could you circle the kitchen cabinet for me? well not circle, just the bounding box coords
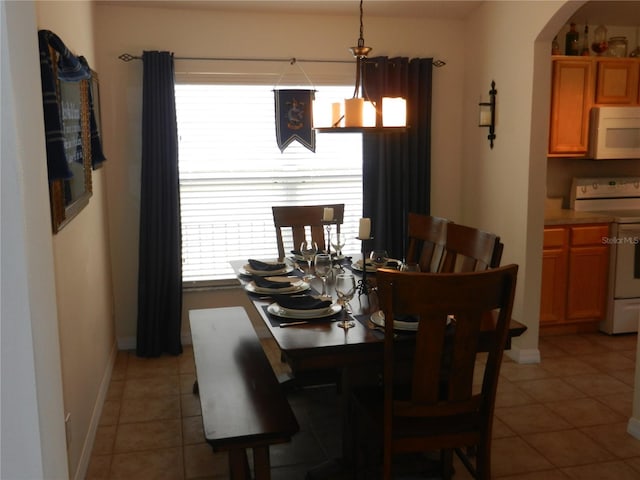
[548,56,640,156]
[595,58,640,104]
[548,58,594,156]
[540,224,609,331]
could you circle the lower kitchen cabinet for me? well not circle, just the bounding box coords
[540,223,609,332]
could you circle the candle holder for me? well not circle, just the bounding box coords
[356,236,373,296]
[321,219,334,256]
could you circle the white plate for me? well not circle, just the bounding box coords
[268,303,341,319]
[239,263,293,276]
[370,310,419,331]
[352,258,400,273]
[245,280,309,295]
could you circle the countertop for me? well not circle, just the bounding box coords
[544,209,614,226]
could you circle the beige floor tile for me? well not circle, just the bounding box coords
[522,429,615,467]
[581,422,640,458]
[538,337,574,359]
[542,335,610,356]
[608,368,637,387]
[513,377,586,403]
[92,425,117,455]
[182,415,205,446]
[495,470,571,479]
[122,375,181,399]
[495,381,536,408]
[106,380,124,400]
[490,436,554,477]
[538,356,599,377]
[492,417,515,439]
[181,393,202,417]
[563,372,633,397]
[545,397,626,428]
[596,392,633,417]
[574,351,637,372]
[180,373,197,395]
[113,418,182,453]
[85,454,112,480]
[560,460,640,480]
[183,443,229,479]
[126,353,180,379]
[99,399,121,426]
[109,447,184,479]
[625,456,640,473]
[495,404,572,435]
[119,396,181,423]
[499,362,551,382]
[588,333,637,352]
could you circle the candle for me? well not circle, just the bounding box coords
[344,98,364,127]
[323,207,334,221]
[359,218,371,239]
[479,109,492,126]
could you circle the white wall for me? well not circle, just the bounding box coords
[1,1,68,478]
[94,3,470,344]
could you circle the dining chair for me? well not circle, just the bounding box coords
[404,213,450,272]
[272,204,344,261]
[440,222,504,273]
[351,264,518,479]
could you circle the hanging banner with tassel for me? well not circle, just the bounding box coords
[274,88,316,153]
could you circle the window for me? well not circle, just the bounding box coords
[175,84,363,283]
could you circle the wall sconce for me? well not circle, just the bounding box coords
[478,80,497,149]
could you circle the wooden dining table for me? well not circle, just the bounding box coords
[231,258,527,478]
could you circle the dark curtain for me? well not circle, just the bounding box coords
[136,51,183,357]
[362,57,433,261]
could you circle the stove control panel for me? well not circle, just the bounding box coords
[571,177,640,202]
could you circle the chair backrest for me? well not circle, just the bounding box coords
[405,213,449,272]
[272,204,344,260]
[405,214,503,273]
[440,222,503,272]
[376,264,518,476]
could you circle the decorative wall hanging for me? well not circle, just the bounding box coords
[38,29,106,232]
[274,58,316,153]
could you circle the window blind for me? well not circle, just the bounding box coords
[175,84,363,283]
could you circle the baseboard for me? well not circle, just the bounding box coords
[628,417,640,440]
[505,346,541,364]
[73,341,118,480]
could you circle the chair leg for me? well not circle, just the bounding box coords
[440,449,454,480]
[475,442,490,480]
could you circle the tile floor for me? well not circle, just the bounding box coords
[87,332,640,479]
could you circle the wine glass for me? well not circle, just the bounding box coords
[335,273,356,329]
[331,233,346,258]
[369,249,389,270]
[300,240,318,281]
[314,253,332,298]
[400,261,421,272]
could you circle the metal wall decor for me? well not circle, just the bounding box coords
[478,80,497,149]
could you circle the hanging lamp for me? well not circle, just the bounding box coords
[313,0,407,133]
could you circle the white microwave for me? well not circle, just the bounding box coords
[589,106,640,159]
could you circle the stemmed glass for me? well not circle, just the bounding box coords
[331,233,346,258]
[400,261,421,272]
[314,253,332,299]
[335,273,356,329]
[300,240,318,281]
[369,249,389,270]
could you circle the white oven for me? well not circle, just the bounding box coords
[571,177,640,334]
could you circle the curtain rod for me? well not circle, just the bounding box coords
[117,53,446,67]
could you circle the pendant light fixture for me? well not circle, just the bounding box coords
[313,0,407,133]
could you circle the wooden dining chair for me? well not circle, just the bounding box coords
[440,222,504,273]
[351,264,519,479]
[405,213,450,272]
[272,204,344,261]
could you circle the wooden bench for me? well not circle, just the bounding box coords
[189,307,299,479]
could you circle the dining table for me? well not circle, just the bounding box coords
[230,256,527,478]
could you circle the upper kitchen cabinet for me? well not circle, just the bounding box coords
[595,58,640,104]
[549,57,594,156]
[549,56,640,157]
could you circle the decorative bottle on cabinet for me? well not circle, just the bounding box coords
[552,36,561,55]
[565,23,579,55]
[581,24,590,55]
